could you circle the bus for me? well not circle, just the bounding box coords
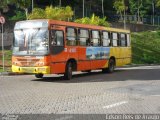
[12,19,131,80]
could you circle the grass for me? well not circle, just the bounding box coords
[0,50,12,72]
[131,31,160,64]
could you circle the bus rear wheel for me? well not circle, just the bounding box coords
[64,62,72,80]
[102,59,115,73]
[107,59,115,73]
[35,73,43,78]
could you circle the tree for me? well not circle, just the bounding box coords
[9,10,26,20]
[11,0,31,19]
[156,0,160,7]
[129,0,152,22]
[28,8,45,19]
[0,0,12,15]
[113,0,125,19]
[74,14,110,27]
[28,6,73,21]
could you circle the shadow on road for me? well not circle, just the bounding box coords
[31,68,160,83]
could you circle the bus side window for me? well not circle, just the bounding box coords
[91,30,100,46]
[120,33,126,47]
[127,34,131,46]
[112,33,118,47]
[102,31,110,47]
[66,27,77,46]
[79,29,89,46]
[51,30,64,46]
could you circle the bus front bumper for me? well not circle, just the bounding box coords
[12,65,50,74]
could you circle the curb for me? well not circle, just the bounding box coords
[122,64,160,68]
[0,72,32,76]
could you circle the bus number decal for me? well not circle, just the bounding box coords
[69,48,77,53]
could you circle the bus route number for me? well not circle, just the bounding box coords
[69,48,77,53]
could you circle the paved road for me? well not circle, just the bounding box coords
[0,66,160,119]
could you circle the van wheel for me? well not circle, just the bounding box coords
[64,62,72,80]
[107,59,115,73]
[35,73,43,78]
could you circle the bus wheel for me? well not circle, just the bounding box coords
[102,59,115,73]
[107,59,115,73]
[64,62,72,80]
[35,73,43,78]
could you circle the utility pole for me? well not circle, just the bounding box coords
[59,0,61,7]
[32,0,34,11]
[83,0,85,17]
[123,0,126,29]
[0,16,5,72]
[152,0,155,25]
[102,0,104,17]
[124,8,126,29]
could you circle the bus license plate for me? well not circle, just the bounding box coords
[22,68,34,73]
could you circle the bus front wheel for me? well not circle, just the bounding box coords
[64,62,72,80]
[35,73,43,78]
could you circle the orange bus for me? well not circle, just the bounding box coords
[12,19,131,80]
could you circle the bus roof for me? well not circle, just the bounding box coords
[15,19,130,33]
[49,19,130,33]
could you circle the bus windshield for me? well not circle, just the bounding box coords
[13,21,49,55]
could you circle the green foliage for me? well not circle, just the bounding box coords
[129,0,152,17]
[74,14,110,27]
[9,10,26,20]
[132,31,160,64]
[0,50,12,72]
[156,0,160,7]
[28,6,73,21]
[0,0,12,14]
[10,0,31,18]
[28,8,45,19]
[113,0,125,15]
[11,0,31,10]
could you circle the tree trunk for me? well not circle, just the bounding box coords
[25,8,28,20]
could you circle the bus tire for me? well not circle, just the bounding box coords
[35,73,43,78]
[64,62,72,80]
[107,59,115,73]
